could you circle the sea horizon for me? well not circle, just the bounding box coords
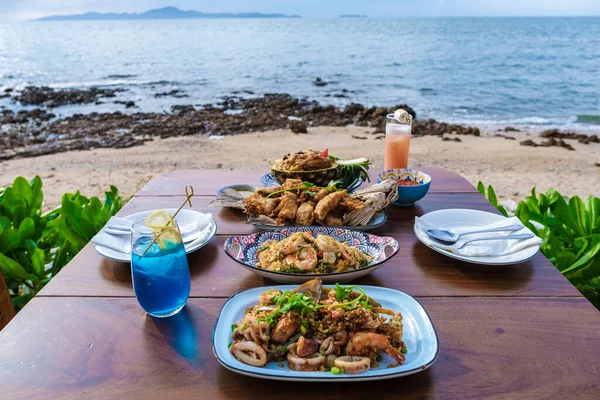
[1,17,599,133]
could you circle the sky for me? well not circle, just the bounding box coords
[1,0,600,21]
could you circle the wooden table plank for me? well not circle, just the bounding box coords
[135,167,481,197]
[117,192,500,236]
[38,234,579,298]
[1,297,599,399]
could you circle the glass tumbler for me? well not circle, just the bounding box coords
[131,219,190,318]
[384,113,412,169]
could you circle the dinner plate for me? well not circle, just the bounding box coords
[93,209,217,263]
[250,209,387,232]
[414,209,540,265]
[212,285,439,382]
[223,226,399,284]
[261,173,363,192]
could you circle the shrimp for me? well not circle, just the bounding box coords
[316,235,339,264]
[345,332,405,365]
[284,246,318,271]
[279,232,312,255]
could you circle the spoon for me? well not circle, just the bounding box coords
[454,233,534,249]
[427,224,523,244]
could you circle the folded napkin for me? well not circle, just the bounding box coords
[415,216,542,257]
[93,212,214,255]
[91,231,131,254]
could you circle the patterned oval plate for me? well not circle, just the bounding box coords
[223,227,400,284]
[261,173,363,192]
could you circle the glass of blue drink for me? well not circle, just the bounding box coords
[131,218,190,318]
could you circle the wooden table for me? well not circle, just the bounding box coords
[1,168,599,399]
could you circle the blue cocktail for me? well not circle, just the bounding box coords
[131,218,190,318]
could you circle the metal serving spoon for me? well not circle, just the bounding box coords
[427,224,524,244]
[453,233,535,249]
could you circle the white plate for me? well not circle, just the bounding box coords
[414,209,540,265]
[93,209,217,263]
[212,285,439,382]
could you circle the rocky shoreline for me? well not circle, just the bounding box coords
[0,86,598,161]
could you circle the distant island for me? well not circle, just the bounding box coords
[339,14,368,18]
[34,7,302,21]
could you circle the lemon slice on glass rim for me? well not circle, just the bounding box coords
[145,210,181,250]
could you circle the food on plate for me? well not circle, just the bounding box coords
[397,180,422,187]
[209,178,399,227]
[229,279,406,374]
[270,149,371,188]
[257,232,372,274]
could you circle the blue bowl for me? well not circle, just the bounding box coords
[378,169,432,206]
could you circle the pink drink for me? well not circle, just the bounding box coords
[384,121,411,169]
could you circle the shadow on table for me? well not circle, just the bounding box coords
[411,240,533,293]
[100,258,133,288]
[144,304,203,369]
[212,358,435,396]
[187,240,219,278]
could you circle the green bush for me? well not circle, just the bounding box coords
[0,176,123,310]
[479,182,600,310]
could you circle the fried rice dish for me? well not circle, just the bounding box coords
[257,232,372,274]
[229,279,406,374]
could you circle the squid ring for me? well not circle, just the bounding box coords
[286,343,325,371]
[334,356,371,374]
[230,341,268,367]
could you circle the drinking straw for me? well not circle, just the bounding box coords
[141,185,194,256]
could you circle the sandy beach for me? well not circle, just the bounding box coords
[1,125,598,209]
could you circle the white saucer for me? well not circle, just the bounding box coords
[93,209,217,263]
[414,209,540,265]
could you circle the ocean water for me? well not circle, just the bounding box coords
[0,17,599,131]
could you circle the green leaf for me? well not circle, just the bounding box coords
[30,247,46,278]
[0,253,38,281]
[568,196,588,237]
[29,176,43,216]
[496,205,509,218]
[18,217,35,242]
[562,240,600,276]
[477,181,485,196]
[12,293,35,308]
[487,185,498,207]
[586,195,600,233]
[335,283,353,301]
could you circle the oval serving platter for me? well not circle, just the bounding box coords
[223,226,399,284]
[212,285,439,382]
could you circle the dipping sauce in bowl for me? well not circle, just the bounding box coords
[377,168,432,206]
[397,180,422,187]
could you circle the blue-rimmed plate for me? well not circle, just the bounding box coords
[212,285,439,382]
[261,173,363,192]
[223,226,399,284]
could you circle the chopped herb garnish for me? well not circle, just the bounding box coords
[401,347,408,354]
[228,341,233,348]
[331,367,340,375]
[231,324,237,332]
